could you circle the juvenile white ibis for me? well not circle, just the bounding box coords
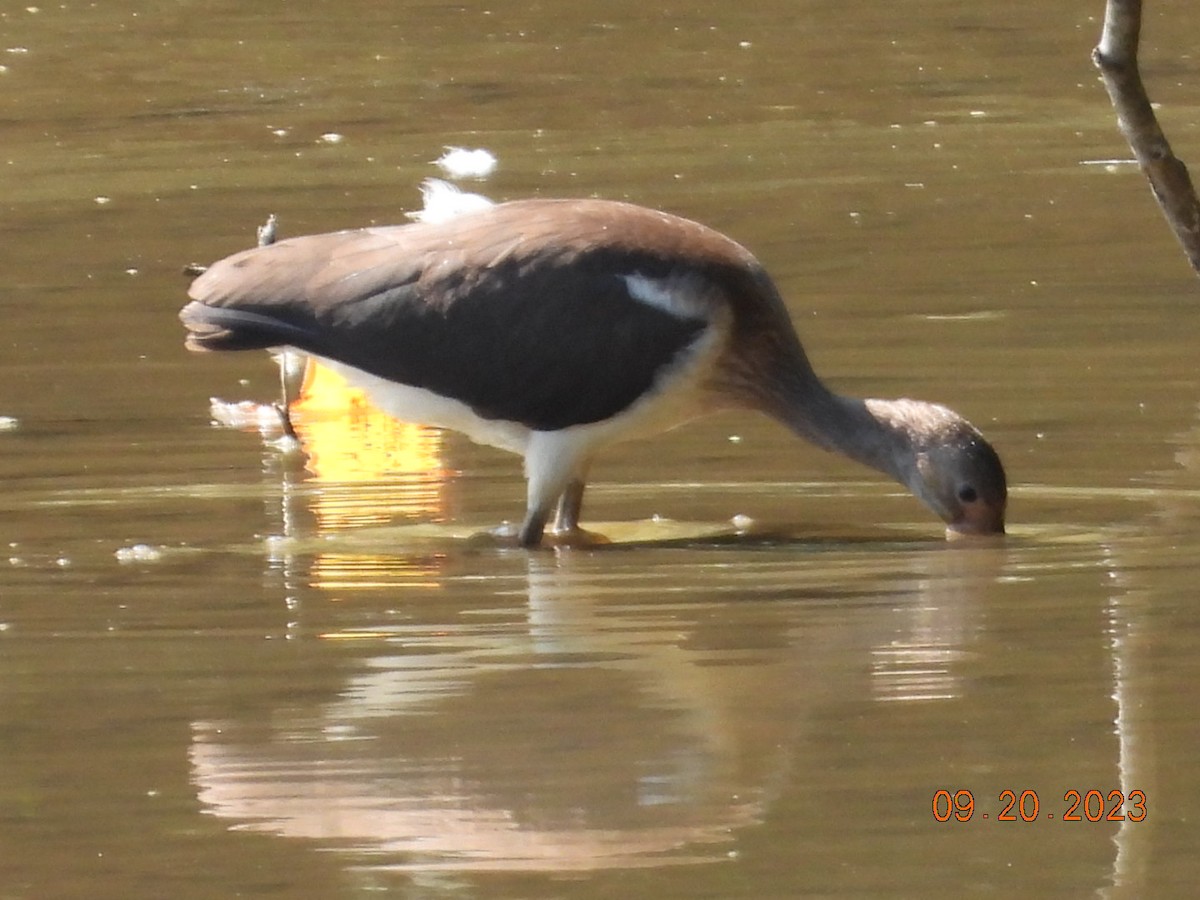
[180,198,1006,546]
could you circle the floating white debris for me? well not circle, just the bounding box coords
[115,544,166,564]
[320,132,344,144]
[434,146,498,179]
[0,416,17,431]
[94,195,112,205]
[406,178,495,223]
[730,514,754,531]
[208,397,286,434]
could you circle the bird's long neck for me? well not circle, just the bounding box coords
[708,272,920,489]
[722,330,915,488]
[777,376,914,487]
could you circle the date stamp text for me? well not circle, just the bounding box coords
[932,789,1147,823]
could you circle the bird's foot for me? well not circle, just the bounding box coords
[486,521,610,549]
[543,525,611,548]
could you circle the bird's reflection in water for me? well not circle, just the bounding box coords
[190,553,786,872]
[191,538,1012,873]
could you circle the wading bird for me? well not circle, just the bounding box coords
[180,197,1006,546]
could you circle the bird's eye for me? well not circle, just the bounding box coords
[957,485,979,504]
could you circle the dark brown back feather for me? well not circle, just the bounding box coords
[182,199,789,430]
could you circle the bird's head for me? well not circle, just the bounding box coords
[866,398,1007,537]
[912,420,1007,537]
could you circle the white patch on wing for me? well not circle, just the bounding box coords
[621,272,714,321]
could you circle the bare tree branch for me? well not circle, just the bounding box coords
[1094,0,1200,277]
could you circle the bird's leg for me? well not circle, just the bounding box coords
[552,477,587,535]
[519,435,591,548]
[516,507,552,548]
[518,484,607,548]
[517,481,599,548]
[273,351,301,442]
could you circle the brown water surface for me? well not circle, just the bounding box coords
[3,1,1200,897]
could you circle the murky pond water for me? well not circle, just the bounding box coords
[3,0,1200,896]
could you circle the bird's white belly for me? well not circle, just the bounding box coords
[312,356,533,454]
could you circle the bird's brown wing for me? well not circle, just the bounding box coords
[182,206,711,430]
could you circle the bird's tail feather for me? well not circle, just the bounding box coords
[179,301,312,353]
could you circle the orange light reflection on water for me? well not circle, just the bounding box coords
[287,358,453,588]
